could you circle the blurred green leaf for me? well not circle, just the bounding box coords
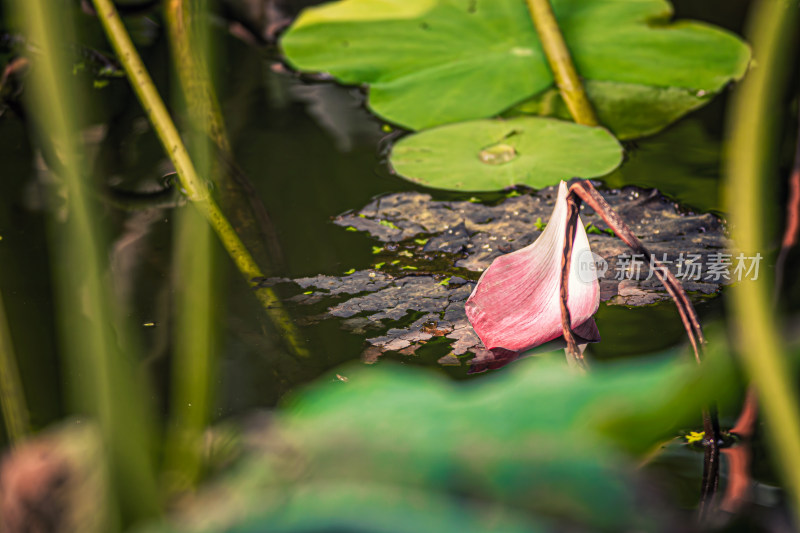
[191,482,546,533]
[141,353,736,532]
[390,117,622,191]
[281,0,750,132]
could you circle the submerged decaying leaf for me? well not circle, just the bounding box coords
[275,185,727,367]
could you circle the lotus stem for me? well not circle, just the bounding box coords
[164,0,283,271]
[165,0,231,155]
[724,0,800,523]
[0,290,30,445]
[162,0,218,492]
[698,407,721,519]
[14,0,160,522]
[525,0,599,126]
[559,194,586,370]
[718,387,759,514]
[90,0,309,358]
[774,101,800,298]
[560,179,720,511]
[722,21,800,512]
[564,181,706,361]
[164,207,216,493]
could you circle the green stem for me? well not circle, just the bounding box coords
[164,207,216,492]
[0,290,30,445]
[163,0,217,492]
[165,0,283,274]
[725,0,800,524]
[165,0,231,154]
[90,0,309,357]
[525,0,599,126]
[14,0,160,525]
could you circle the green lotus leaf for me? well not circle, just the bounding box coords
[508,80,714,140]
[281,0,750,133]
[390,117,623,191]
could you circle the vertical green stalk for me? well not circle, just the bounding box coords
[163,0,218,492]
[164,207,216,492]
[0,290,29,445]
[165,0,231,154]
[525,0,598,126]
[724,0,800,523]
[12,0,159,526]
[164,0,281,272]
[90,0,309,358]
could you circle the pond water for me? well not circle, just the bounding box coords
[4,1,799,529]
[0,0,755,431]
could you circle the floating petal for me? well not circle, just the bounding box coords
[465,181,600,354]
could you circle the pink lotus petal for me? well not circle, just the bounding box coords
[465,181,600,354]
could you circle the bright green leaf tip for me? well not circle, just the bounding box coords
[378,220,400,229]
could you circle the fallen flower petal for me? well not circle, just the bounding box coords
[465,181,600,355]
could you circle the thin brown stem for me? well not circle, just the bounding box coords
[560,194,586,369]
[699,406,721,519]
[561,179,719,514]
[774,102,800,296]
[568,181,705,361]
[718,388,758,516]
[731,388,760,438]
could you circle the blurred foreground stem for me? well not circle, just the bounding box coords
[525,0,598,126]
[91,0,309,357]
[0,290,29,445]
[14,0,159,525]
[165,208,216,492]
[725,0,800,523]
[163,0,218,492]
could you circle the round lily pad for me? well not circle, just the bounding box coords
[390,117,623,191]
